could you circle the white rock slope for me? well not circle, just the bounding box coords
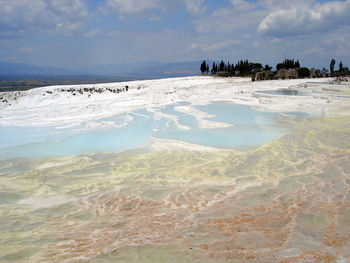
[0,76,348,128]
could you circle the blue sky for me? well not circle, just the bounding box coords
[0,0,349,70]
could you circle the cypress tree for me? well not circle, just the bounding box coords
[211,62,217,74]
[219,60,225,72]
[330,59,336,75]
[339,61,343,75]
[200,60,207,74]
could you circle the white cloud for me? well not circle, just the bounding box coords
[104,0,204,16]
[188,39,242,53]
[90,29,197,63]
[193,5,265,34]
[189,43,199,50]
[230,0,256,11]
[270,37,281,43]
[259,0,314,10]
[104,0,159,15]
[19,47,34,53]
[149,15,163,22]
[185,0,205,14]
[84,29,101,38]
[0,0,348,70]
[257,0,350,37]
[304,46,326,55]
[0,0,88,37]
[201,40,242,52]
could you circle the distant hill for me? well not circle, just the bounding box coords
[0,60,211,79]
[81,61,206,78]
[80,61,161,76]
[120,61,206,78]
[0,62,85,76]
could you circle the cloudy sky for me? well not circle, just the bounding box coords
[0,0,349,69]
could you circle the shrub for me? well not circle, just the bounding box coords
[298,67,310,78]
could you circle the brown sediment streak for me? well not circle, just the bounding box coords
[0,115,350,262]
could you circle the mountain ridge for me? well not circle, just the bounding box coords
[0,60,210,79]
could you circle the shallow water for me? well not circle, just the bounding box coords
[0,113,349,262]
[1,100,350,262]
[156,102,287,150]
[256,89,304,96]
[0,114,157,158]
[0,102,288,159]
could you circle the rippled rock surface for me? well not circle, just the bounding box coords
[0,112,349,262]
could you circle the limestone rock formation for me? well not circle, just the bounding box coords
[310,68,317,78]
[254,70,275,81]
[277,68,298,79]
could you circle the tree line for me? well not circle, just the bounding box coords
[200,58,349,79]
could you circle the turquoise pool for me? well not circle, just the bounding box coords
[0,102,290,159]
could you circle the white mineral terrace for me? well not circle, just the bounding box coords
[1,76,350,263]
[0,76,349,128]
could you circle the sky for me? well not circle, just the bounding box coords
[0,0,349,70]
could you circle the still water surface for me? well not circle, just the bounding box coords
[0,102,288,158]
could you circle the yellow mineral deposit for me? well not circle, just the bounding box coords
[0,105,349,262]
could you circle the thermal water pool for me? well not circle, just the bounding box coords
[0,102,290,159]
[0,98,350,263]
[256,89,304,96]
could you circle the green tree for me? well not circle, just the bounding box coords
[264,64,272,71]
[330,58,336,75]
[200,60,207,74]
[219,60,225,72]
[206,64,209,74]
[229,63,236,75]
[276,63,284,71]
[298,67,310,78]
[276,59,300,71]
[339,61,343,75]
[252,63,263,73]
[211,62,217,74]
[227,61,231,72]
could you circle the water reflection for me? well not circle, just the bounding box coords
[257,89,304,96]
